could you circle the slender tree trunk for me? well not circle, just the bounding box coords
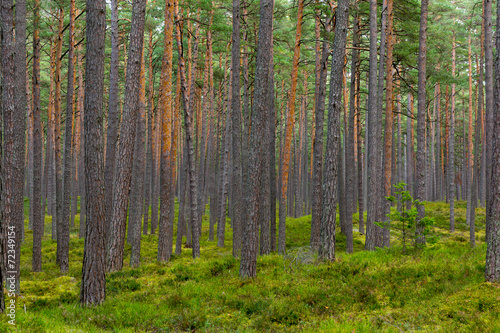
[104,0,120,242]
[382,0,394,247]
[279,0,304,254]
[80,0,106,306]
[107,0,147,272]
[175,2,200,258]
[365,0,382,251]
[231,0,243,256]
[54,8,64,257]
[151,99,160,234]
[11,0,27,291]
[31,0,43,272]
[129,55,147,267]
[449,34,456,233]
[318,0,349,261]
[78,47,86,239]
[240,0,274,278]
[435,84,442,201]
[357,80,364,234]
[466,33,475,233]
[143,30,154,235]
[158,0,175,262]
[48,40,56,225]
[59,0,76,273]
[470,20,484,247]
[346,11,360,249]
[485,0,500,282]
[415,0,429,242]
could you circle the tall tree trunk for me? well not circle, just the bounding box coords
[365,0,382,251]
[80,0,106,306]
[78,47,86,238]
[143,30,154,235]
[449,34,456,233]
[311,14,331,249]
[12,0,27,290]
[357,77,364,234]
[278,0,304,254]
[469,17,485,247]
[466,33,475,234]
[158,0,175,262]
[48,40,56,225]
[382,0,394,247]
[435,84,442,201]
[415,0,429,242]
[485,0,500,282]
[107,0,146,272]
[150,98,160,234]
[240,0,274,278]
[59,0,76,273]
[175,2,200,258]
[231,0,243,257]
[32,0,43,271]
[318,0,349,261]
[129,55,147,267]
[346,11,360,248]
[104,0,120,242]
[217,79,231,248]
[54,8,64,257]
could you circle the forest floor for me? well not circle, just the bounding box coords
[1,200,499,332]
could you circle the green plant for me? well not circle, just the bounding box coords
[379,182,437,253]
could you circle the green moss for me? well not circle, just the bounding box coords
[5,199,499,332]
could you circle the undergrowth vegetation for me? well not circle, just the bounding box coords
[1,200,499,332]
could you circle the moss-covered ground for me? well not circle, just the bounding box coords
[1,199,499,332]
